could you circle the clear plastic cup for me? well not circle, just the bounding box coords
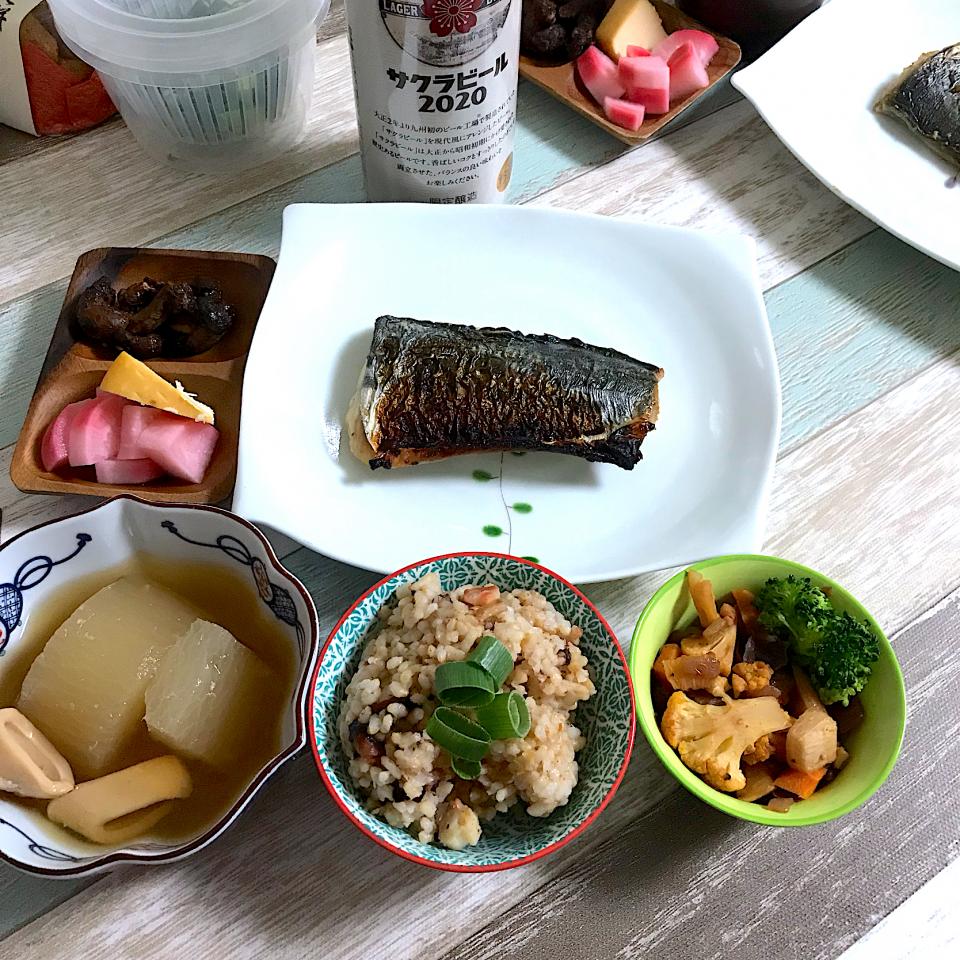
[47,0,329,171]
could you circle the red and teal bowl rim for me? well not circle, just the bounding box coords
[629,553,907,827]
[308,551,636,872]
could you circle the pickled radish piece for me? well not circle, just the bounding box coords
[41,399,95,472]
[46,755,192,845]
[667,43,709,102]
[619,54,670,114]
[576,46,625,106]
[138,418,219,484]
[625,45,651,57]
[144,619,274,768]
[67,392,130,466]
[118,406,178,460]
[95,458,165,485]
[604,96,645,131]
[653,29,719,67]
[0,708,75,799]
[17,578,200,779]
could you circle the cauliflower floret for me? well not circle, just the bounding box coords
[742,734,774,765]
[661,691,792,792]
[437,799,481,850]
[731,661,774,698]
[681,616,736,675]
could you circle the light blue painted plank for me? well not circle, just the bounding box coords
[766,229,960,451]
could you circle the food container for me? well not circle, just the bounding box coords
[46,0,329,171]
[630,554,906,827]
[310,553,635,871]
[344,0,520,203]
[10,246,276,505]
[0,1,116,135]
[0,496,319,877]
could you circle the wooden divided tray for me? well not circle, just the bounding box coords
[10,247,276,504]
[520,1,741,146]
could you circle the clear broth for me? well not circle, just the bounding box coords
[1,557,298,844]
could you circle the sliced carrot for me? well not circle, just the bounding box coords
[774,766,826,800]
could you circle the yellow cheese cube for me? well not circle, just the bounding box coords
[144,619,274,768]
[17,578,200,779]
[597,0,668,60]
[99,351,215,424]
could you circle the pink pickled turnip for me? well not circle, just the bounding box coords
[138,418,219,484]
[667,43,709,103]
[625,45,651,58]
[118,405,182,460]
[604,96,645,132]
[41,398,96,472]
[576,45,625,106]
[67,392,129,467]
[653,29,719,67]
[95,458,166,485]
[618,54,669,115]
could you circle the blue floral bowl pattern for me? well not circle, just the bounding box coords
[0,495,319,878]
[310,552,635,871]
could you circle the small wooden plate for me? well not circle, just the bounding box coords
[520,1,741,146]
[10,247,276,504]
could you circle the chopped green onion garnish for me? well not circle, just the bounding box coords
[467,635,514,688]
[434,661,496,707]
[474,691,531,740]
[451,756,482,779]
[425,707,491,761]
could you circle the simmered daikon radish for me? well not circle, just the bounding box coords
[144,619,274,768]
[17,578,199,779]
[47,755,192,845]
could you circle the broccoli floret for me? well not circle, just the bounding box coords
[755,575,833,658]
[756,576,880,706]
[802,612,880,706]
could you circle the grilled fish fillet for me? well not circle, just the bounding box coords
[348,316,663,470]
[875,43,960,167]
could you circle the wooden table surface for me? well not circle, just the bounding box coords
[2,5,959,958]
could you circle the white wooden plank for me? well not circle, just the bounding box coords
[0,34,359,306]
[836,854,960,960]
[1,347,957,960]
[529,99,873,290]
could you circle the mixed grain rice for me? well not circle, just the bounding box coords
[338,573,595,849]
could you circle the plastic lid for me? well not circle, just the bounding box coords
[48,0,327,79]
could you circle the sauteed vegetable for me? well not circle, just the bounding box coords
[653,571,880,812]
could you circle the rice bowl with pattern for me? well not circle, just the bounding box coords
[310,553,635,871]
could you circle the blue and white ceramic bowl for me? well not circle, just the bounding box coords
[310,552,635,871]
[0,495,318,877]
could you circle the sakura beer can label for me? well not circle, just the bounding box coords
[345,0,520,203]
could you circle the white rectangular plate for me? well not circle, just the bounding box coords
[733,0,960,271]
[234,204,780,584]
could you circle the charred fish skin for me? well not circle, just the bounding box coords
[875,44,960,167]
[352,316,663,471]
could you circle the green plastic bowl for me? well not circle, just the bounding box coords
[630,554,906,826]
